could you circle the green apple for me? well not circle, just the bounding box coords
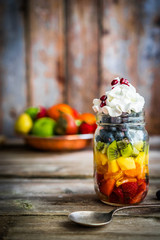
[25,107,39,120]
[32,117,56,137]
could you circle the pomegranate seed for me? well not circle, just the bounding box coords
[111,79,119,86]
[100,95,107,101]
[120,78,129,85]
[100,101,106,107]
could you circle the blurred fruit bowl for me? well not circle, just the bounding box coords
[19,133,93,151]
[15,103,96,150]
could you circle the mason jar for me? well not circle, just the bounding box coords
[93,112,149,206]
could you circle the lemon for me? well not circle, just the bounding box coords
[15,113,33,134]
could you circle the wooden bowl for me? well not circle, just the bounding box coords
[19,134,93,151]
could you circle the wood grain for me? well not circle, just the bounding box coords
[0,215,160,240]
[0,142,160,239]
[0,0,27,137]
[100,0,160,134]
[66,0,99,113]
[0,178,160,216]
[27,0,65,106]
[0,147,160,178]
[0,0,160,137]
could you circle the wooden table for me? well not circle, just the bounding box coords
[0,141,160,240]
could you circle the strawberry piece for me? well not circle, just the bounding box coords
[109,192,119,203]
[109,187,124,204]
[114,187,124,204]
[79,122,94,134]
[122,182,138,199]
[96,173,104,184]
[130,181,147,204]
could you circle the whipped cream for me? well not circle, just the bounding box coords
[92,77,145,117]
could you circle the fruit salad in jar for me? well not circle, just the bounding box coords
[92,77,149,206]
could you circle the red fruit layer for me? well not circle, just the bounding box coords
[109,187,124,204]
[79,122,95,134]
[122,182,138,199]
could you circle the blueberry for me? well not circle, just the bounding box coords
[111,117,121,124]
[109,126,117,132]
[117,124,128,132]
[114,131,125,141]
[100,129,114,143]
[156,190,160,200]
[122,117,128,123]
[96,135,102,142]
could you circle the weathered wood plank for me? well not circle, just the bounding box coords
[100,0,160,135]
[0,215,160,240]
[0,147,160,178]
[66,0,99,112]
[0,178,159,216]
[0,0,27,137]
[27,0,65,106]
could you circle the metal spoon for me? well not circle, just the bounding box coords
[68,204,160,227]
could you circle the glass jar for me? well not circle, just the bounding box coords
[93,112,149,206]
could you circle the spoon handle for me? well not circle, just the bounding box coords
[113,204,160,215]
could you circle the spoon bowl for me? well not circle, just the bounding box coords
[69,210,114,226]
[68,204,160,227]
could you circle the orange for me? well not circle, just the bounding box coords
[47,103,73,120]
[79,113,96,125]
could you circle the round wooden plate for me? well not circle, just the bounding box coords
[19,134,93,151]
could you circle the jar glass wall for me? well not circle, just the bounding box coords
[93,112,149,206]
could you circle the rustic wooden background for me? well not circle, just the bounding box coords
[0,0,160,137]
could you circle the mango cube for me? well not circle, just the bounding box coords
[108,160,120,173]
[117,157,136,170]
[95,151,108,166]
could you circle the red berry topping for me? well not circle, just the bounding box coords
[100,95,107,101]
[120,78,129,86]
[111,79,119,86]
[100,101,106,107]
[122,182,138,199]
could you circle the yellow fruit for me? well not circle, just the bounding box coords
[116,177,137,187]
[104,170,123,181]
[117,157,136,170]
[15,113,33,134]
[135,152,146,167]
[108,160,120,173]
[95,151,108,166]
